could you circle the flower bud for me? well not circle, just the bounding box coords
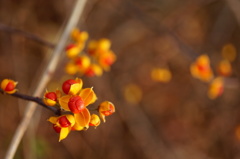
[89,114,100,127]
[68,96,85,113]
[62,78,82,95]
[43,91,57,106]
[1,79,18,94]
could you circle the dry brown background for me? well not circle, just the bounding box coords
[0,0,240,159]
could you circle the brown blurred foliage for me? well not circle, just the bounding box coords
[1,0,240,159]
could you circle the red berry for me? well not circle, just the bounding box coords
[66,44,76,51]
[58,116,71,127]
[5,82,15,91]
[45,92,57,101]
[103,57,113,66]
[68,96,85,113]
[89,123,95,126]
[197,65,208,72]
[62,79,77,94]
[75,58,83,66]
[53,124,61,133]
[85,68,95,77]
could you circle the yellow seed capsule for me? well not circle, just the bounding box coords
[218,60,232,77]
[208,77,224,99]
[85,64,103,77]
[71,122,84,131]
[74,55,91,73]
[65,62,78,75]
[65,44,81,58]
[151,68,171,83]
[79,87,97,107]
[124,84,142,104]
[71,28,80,40]
[88,40,98,56]
[98,38,111,51]
[77,31,89,42]
[89,114,101,127]
[71,29,89,42]
[74,108,91,128]
[190,54,213,82]
[65,114,76,127]
[98,101,115,122]
[221,43,236,62]
[98,51,116,71]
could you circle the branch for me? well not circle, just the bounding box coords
[4,0,88,158]
[226,0,240,26]
[0,89,61,115]
[0,23,55,48]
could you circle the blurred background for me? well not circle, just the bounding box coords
[0,0,240,158]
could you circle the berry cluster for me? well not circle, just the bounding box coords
[44,78,115,141]
[65,29,116,77]
[190,44,235,99]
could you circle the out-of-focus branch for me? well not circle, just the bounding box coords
[0,89,61,115]
[0,23,55,48]
[4,0,87,159]
[226,0,240,26]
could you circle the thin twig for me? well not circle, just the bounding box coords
[0,89,60,115]
[4,0,87,159]
[0,23,55,48]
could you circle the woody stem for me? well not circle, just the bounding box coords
[0,89,61,115]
